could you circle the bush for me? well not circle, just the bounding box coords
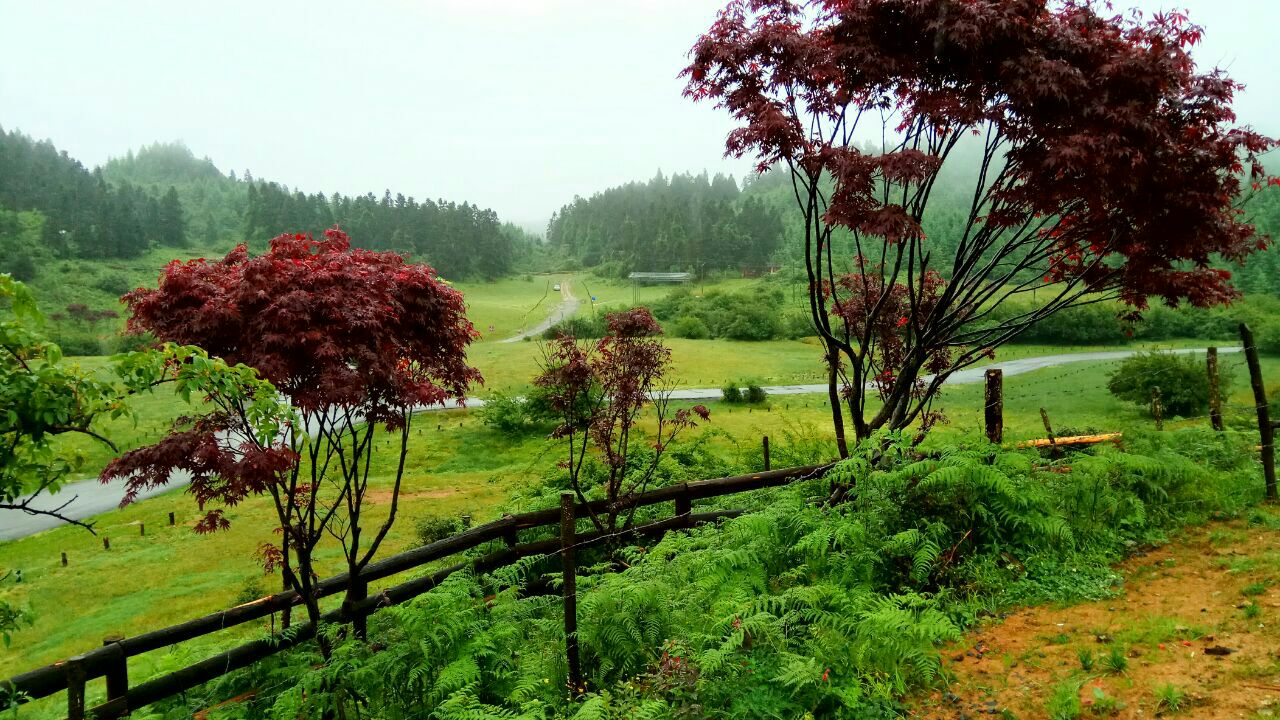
[542,314,607,340]
[651,287,787,341]
[413,515,462,546]
[94,272,133,297]
[0,252,37,282]
[669,315,710,339]
[1106,351,1231,418]
[721,382,743,403]
[744,383,768,404]
[55,334,102,356]
[477,392,536,434]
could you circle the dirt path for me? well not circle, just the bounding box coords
[907,513,1280,719]
[501,280,579,343]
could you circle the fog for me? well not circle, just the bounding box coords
[1,0,1275,232]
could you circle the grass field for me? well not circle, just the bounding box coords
[3,351,1275,683]
[3,272,1277,718]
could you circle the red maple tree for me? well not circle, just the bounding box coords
[536,308,709,531]
[102,228,480,644]
[685,0,1275,452]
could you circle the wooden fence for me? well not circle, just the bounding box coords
[0,464,828,719]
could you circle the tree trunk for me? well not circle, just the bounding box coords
[825,342,850,458]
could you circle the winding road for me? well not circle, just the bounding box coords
[0,345,1239,541]
[501,281,580,343]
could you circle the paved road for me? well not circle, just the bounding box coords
[501,281,580,343]
[0,346,1238,541]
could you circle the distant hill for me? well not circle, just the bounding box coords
[0,132,544,353]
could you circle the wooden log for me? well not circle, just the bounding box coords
[1241,323,1277,501]
[1016,433,1123,449]
[984,368,1004,444]
[1207,347,1224,432]
[560,492,582,694]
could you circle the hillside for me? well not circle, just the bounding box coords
[0,131,545,352]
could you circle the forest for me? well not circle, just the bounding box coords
[0,132,534,284]
[546,171,784,277]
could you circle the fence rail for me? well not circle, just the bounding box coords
[0,464,828,719]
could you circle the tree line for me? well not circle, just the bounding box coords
[0,127,186,267]
[545,171,784,277]
[0,131,536,283]
[243,182,533,279]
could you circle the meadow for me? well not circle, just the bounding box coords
[2,273,1276,719]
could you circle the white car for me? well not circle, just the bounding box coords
[553,283,561,291]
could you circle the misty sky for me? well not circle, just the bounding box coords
[2,0,1277,232]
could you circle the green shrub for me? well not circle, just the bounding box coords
[413,515,462,546]
[94,272,133,297]
[1106,351,1230,418]
[721,382,743,403]
[0,253,37,282]
[477,391,540,434]
[744,383,768,404]
[55,334,102,356]
[542,314,607,339]
[669,315,710,339]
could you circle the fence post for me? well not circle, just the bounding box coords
[168,511,175,526]
[1241,323,1277,501]
[65,656,86,720]
[984,369,1003,444]
[559,492,582,695]
[61,552,67,567]
[1151,386,1163,431]
[102,536,110,551]
[140,522,145,537]
[1207,347,1224,431]
[762,436,771,471]
[348,574,369,640]
[102,635,128,718]
[675,484,692,529]
[1040,408,1059,459]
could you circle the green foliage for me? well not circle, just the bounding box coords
[1106,351,1230,418]
[721,382,742,404]
[743,384,768,405]
[478,391,553,434]
[161,428,1260,719]
[1101,646,1128,675]
[652,288,786,341]
[1046,678,1083,720]
[1077,648,1094,671]
[414,515,463,546]
[670,315,710,339]
[721,381,767,405]
[1088,686,1123,715]
[1153,683,1186,714]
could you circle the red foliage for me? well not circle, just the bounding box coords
[123,228,481,423]
[827,262,950,402]
[107,228,481,535]
[536,308,708,530]
[684,0,1275,309]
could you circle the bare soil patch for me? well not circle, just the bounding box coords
[907,515,1280,719]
